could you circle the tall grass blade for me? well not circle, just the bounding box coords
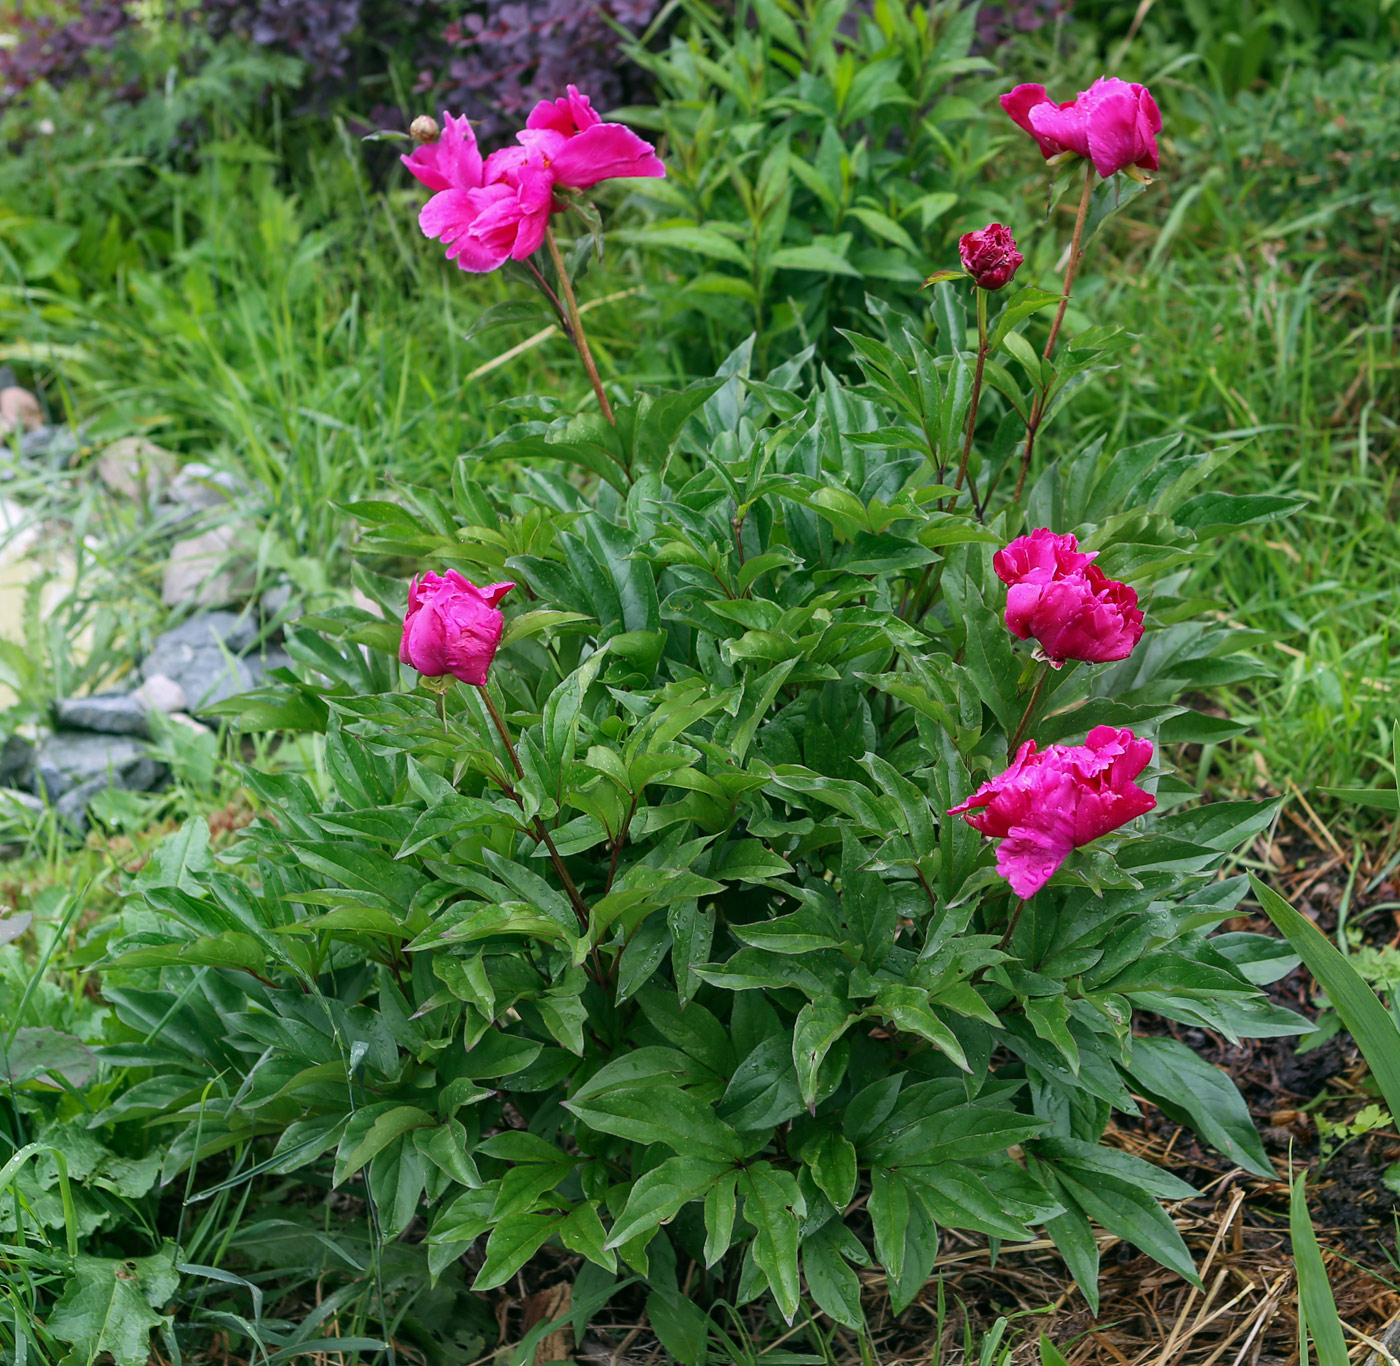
[1250,874,1400,1118]
[1290,1169,1349,1366]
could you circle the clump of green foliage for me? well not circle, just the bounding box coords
[61,250,1311,1364]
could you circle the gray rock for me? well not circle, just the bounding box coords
[29,732,163,803]
[149,610,259,656]
[166,461,246,511]
[0,734,33,788]
[260,581,293,621]
[54,778,109,833]
[247,647,293,684]
[162,524,255,608]
[141,615,260,716]
[0,788,45,858]
[0,366,16,391]
[52,678,188,738]
[0,787,44,821]
[54,692,152,737]
[19,426,79,461]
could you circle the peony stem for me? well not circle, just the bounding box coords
[477,684,593,932]
[1012,162,1096,503]
[996,897,1027,953]
[545,224,615,426]
[949,286,989,514]
[523,256,572,337]
[1009,662,1051,753]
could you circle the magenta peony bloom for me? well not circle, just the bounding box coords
[949,726,1156,897]
[404,93,663,271]
[404,112,553,272]
[995,529,1144,665]
[1001,77,1162,179]
[516,84,666,190]
[959,222,1024,291]
[400,572,515,686]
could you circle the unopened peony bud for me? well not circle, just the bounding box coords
[410,114,440,144]
[958,223,1023,292]
[400,571,514,686]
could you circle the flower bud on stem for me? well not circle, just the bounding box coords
[1012,162,1095,503]
[545,223,615,426]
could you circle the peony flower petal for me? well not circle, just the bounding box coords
[949,729,1155,895]
[996,816,1077,897]
[1081,83,1147,179]
[548,123,666,190]
[1002,82,1052,142]
[419,188,481,244]
[1027,98,1090,160]
[478,582,516,609]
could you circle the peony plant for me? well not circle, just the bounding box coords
[96,74,1309,1353]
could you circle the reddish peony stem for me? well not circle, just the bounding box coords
[1013,162,1096,503]
[949,286,990,515]
[478,685,592,931]
[545,224,615,426]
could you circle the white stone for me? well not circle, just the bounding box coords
[166,712,212,736]
[166,462,245,511]
[131,673,187,714]
[0,501,88,710]
[95,437,178,501]
[162,525,255,608]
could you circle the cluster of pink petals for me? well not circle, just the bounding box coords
[399,571,515,686]
[995,529,1144,665]
[1001,76,1161,179]
[958,222,1023,291]
[403,88,665,273]
[949,726,1156,897]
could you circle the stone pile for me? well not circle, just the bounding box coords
[3,390,296,839]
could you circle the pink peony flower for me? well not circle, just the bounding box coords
[400,572,515,686]
[404,93,664,271]
[1001,77,1162,179]
[404,112,553,272]
[958,222,1024,291]
[995,529,1144,665]
[949,726,1156,897]
[516,84,666,190]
